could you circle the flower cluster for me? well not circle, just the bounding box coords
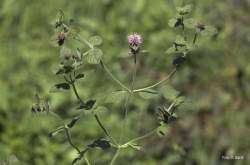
[127,33,142,46]
[127,33,142,61]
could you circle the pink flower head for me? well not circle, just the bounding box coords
[127,33,142,46]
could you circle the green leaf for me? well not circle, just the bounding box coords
[175,96,185,106]
[85,48,103,64]
[50,83,70,92]
[49,127,64,137]
[77,100,96,110]
[75,73,84,80]
[55,68,64,75]
[175,35,186,45]
[138,89,159,99]
[165,46,176,54]
[184,18,196,29]
[105,91,128,104]
[67,116,80,128]
[200,26,218,36]
[160,85,180,101]
[177,4,192,15]
[88,139,111,150]
[75,48,82,60]
[168,17,183,28]
[88,36,103,46]
[168,18,177,28]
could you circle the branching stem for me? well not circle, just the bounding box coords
[100,60,131,93]
[109,149,120,165]
[133,68,177,93]
[120,128,157,148]
[69,75,117,145]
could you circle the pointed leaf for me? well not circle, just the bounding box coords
[77,100,96,110]
[75,73,85,80]
[67,116,80,128]
[88,139,111,150]
[50,83,70,92]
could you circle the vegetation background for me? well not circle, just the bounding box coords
[0,0,250,164]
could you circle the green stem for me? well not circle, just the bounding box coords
[94,114,118,145]
[64,127,81,154]
[68,74,84,104]
[69,77,117,145]
[193,32,198,44]
[109,149,120,165]
[100,60,131,93]
[133,68,177,93]
[118,56,137,144]
[120,128,156,148]
[84,152,91,165]
[71,81,84,104]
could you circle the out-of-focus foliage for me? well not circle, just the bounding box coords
[0,0,250,164]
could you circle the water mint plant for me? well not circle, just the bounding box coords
[31,2,217,164]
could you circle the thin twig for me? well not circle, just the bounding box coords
[118,57,137,144]
[84,152,91,165]
[133,68,177,93]
[109,149,120,165]
[64,127,81,154]
[120,128,157,148]
[100,60,131,93]
[94,114,118,145]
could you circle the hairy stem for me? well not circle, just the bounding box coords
[94,114,118,145]
[64,127,81,154]
[121,128,156,148]
[70,78,84,104]
[84,152,91,165]
[133,68,177,93]
[109,149,120,165]
[100,60,131,93]
[118,55,138,144]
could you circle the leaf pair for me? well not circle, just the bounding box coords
[83,36,103,64]
[77,100,96,110]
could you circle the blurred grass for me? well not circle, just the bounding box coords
[0,0,250,164]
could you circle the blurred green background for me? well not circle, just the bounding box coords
[0,0,250,164]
